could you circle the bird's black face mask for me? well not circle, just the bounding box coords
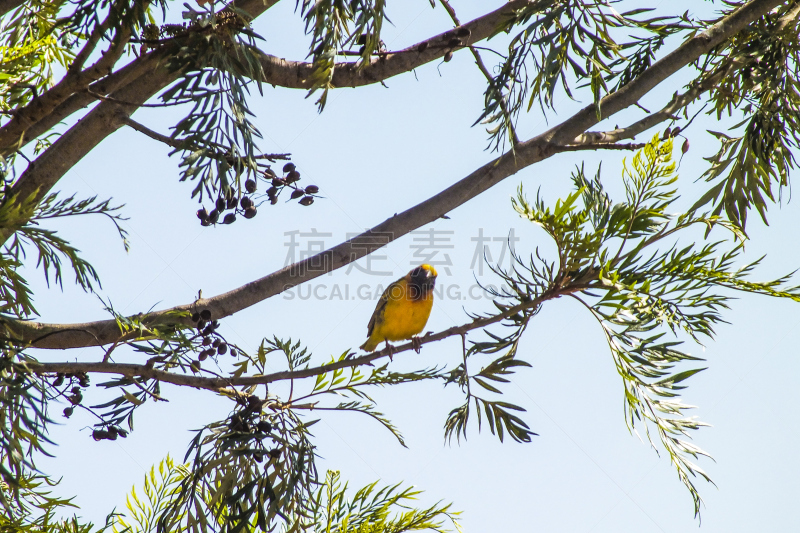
[408,267,436,300]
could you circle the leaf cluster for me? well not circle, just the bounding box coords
[0,0,74,112]
[299,0,389,111]
[692,1,800,229]
[507,135,800,514]
[160,5,268,204]
[479,1,688,150]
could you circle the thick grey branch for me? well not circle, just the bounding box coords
[257,0,537,90]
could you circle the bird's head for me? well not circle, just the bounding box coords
[407,264,437,299]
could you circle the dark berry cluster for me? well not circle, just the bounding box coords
[53,372,90,418]
[196,188,251,227]
[228,395,278,463]
[263,163,318,207]
[195,162,319,227]
[92,425,129,441]
[662,126,689,153]
[189,309,237,371]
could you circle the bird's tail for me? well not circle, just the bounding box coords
[360,337,379,352]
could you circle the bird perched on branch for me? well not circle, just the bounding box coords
[360,264,438,354]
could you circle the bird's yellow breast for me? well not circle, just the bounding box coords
[363,278,434,350]
[376,280,434,341]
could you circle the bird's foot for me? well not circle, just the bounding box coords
[384,341,395,361]
[411,336,422,354]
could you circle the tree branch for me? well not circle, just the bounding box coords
[0,0,25,18]
[0,0,277,158]
[550,0,785,146]
[573,0,799,146]
[255,0,537,90]
[27,284,578,391]
[0,13,134,158]
[3,0,779,350]
[0,0,531,158]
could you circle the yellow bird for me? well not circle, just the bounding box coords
[360,264,438,353]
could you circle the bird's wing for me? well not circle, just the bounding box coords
[366,279,400,337]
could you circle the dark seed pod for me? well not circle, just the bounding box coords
[247,395,261,408]
[240,196,252,209]
[290,188,305,200]
[229,413,243,431]
[245,179,257,193]
[197,207,209,220]
[222,213,236,224]
[244,206,257,219]
[212,338,221,348]
[201,219,211,226]
[200,309,212,321]
[190,361,201,373]
[216,197,226,212]
[448,38,462,47]
[218,343,228,355]
[72,386,81,394]
[63,407,74,417]
[270,196,278,205]
[263,168,276,179]
[107,427,119,440]
[417,41,428,53]
[230,348,237,357]
[192,312,201,322]
[70,391,82,405]
[79,375,90,388]
[671,126,681,137]
[54,374,65,387]
[202,337,212,346]
[305,185,319,194]
[272,177,285,186]
[268,448,281,459]
[299,196,314,206]
[286,170,300,183]
[282,162,296,173]
[226,196,238,210]
[197,319,207,331]
[662,127,671,140]
[456,27,471,37]
[117,428,128,438]
[208,209,220,223]
[198,351,208,362]
[202,325,215,336]
[682,139,690,153]
[93,429,108,441]
[267,186,278,197]
[254,452,264,463]
[444,51,453,62]
[257,420,272,433]
[357,34,367,45]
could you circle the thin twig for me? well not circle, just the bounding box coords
[439,0,520,147]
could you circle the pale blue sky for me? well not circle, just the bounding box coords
[19,1,800,532]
